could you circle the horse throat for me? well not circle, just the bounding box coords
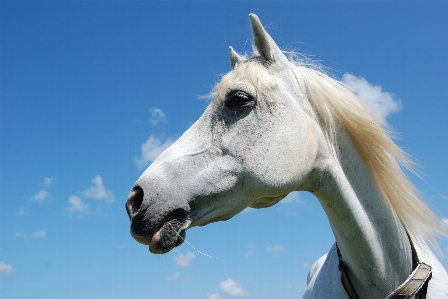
[307,128,414,299]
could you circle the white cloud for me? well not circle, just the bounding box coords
[14,232,27,238]
[167,272,181,281]
[135,135,176,168]
[15,230,46,239]
[66,195,89,215]
[341,73,401,119]
[0,262,13,274]
[83,176,114,203]
[43,177,54,187]
[31,190,51,202]
[266,245,285,256]
[65,176,113,214]
[18,207,27,216]
[208,294,221,299]
[30,178,54,202]
[174,251,195,267]
[31,230,46,238]
[280,192,304,204]
[149,108,167,125]
[245,250,254,257]
[218,278,249,297]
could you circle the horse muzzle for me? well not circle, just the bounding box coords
[126,186,189,254]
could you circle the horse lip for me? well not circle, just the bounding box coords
[129,207,189,253]
[130,227,152,246]
[148,221,187,254]
[149,229,163,253]
[148,224,172,254]
[130,220,186,252]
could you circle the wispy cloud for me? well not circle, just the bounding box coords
[31,230,46,238]
[149,108,167,125]
[30,190,51,202]
[0,262,13,274]
[14,230,46,239]
[167,272,181,281]
[244,250,254,257]
[42,177,54,187]
[65,176,113,215]
[66,195,89,216]
[207,294,221,299]
[135,135,176,168]
[83,176,114,203]
[174,251,195,267]
[14,232,26,238]
[17,207,27,216]
[245,243,255,257]
[266,245,285,256]
[30,177,55,202]
[218,278,249,297]
[280,192,304,205]
[341,73,401,119]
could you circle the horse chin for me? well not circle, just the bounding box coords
[148,220,186,254]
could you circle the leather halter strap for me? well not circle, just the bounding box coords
[336,241,432,299]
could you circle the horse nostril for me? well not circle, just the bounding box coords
[126,186,144,218]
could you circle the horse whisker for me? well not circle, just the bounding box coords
[167,222,218,259]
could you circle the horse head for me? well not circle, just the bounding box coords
[125,14,327,254]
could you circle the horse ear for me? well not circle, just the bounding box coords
[229,46,242,69]
[249,13,288,64]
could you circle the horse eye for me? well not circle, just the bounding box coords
[224,90,255,111]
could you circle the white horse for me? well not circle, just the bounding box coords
[126,14,448,298]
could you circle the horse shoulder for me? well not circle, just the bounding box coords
[303,242,448,298]
[303,243,348,299]
[307,253,328,285]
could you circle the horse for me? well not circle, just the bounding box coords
[125,13,448,298]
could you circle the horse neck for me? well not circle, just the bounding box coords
[309,126,414,299]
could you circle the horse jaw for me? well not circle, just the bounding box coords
[250,194,288,209]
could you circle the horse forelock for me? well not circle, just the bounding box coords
[209,60,278,104]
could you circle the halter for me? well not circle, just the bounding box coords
[337,240,432,299]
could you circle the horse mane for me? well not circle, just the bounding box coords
[288,60,447,249]
[211,50,446,249]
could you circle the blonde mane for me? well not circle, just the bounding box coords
[213,53,446,249]
[290,62,446,248]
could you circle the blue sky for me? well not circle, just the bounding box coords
[1,2,447,299]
